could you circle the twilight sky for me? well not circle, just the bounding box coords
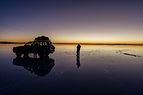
[0,0,143,44]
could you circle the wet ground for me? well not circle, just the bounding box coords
[0,44,143,95]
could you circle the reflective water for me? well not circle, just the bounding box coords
[0,44,143,95]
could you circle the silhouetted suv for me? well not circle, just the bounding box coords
[13,36,55,58]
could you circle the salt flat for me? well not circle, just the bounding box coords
[0,44,143,95]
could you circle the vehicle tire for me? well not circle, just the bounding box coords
[45,52,49,56]
[38,53,44,58]
[23,53,29,58]
[16,53,21,57]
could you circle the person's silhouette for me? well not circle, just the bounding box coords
[77,44,81,54]
[76,44,81,68]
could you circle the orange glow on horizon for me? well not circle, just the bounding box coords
[1,37,143,44]
[1,26,143,44]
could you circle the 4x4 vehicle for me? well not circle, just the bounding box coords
[13,36,55,58]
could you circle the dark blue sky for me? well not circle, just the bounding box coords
[0,0,143,43]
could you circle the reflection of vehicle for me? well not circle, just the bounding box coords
[13,57,55,76]
[13,36,55,58]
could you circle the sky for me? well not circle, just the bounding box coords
[0,0,143,44]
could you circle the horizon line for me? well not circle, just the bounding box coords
[1,41,143,45]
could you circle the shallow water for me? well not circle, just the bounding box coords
[0,44,143,95]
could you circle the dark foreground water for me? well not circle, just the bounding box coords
[0,44,143,95]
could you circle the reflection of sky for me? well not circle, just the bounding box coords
[1,44,143,94]
[0,0,143,43]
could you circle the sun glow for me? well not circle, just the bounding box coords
[1,27,143,44]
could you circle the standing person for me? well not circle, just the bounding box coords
[77,44,81,54]
[76,44,81,68]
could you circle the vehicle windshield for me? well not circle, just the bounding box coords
[24,42,33,46]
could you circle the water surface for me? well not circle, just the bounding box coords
[0,44,143,95]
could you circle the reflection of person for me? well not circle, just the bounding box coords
[76,44,81,54]
[76,53,80,68]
